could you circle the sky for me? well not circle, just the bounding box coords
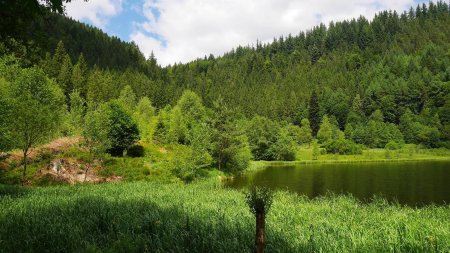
[65,0,429,66]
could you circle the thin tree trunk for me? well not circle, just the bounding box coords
[218,152,222,171]
[84,167,89,182]
[22,149,28,184]
[255,210,266,253]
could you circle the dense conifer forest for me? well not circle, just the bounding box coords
[1,2,449,180]
[3,2,449,150]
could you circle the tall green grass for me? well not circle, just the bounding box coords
[1,180,449,252]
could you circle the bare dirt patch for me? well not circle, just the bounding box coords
[3,137,122,184]
[37,158,122,184]
[7,136,81,163]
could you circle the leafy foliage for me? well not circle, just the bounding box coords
[0,60,64,178]
[245,186,274,215]
[106,103,140,156]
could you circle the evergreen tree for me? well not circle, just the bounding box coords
[47,41,67,78]
[317,115,333,144]
[212,98,251,173]
[351,94,363,116]
[308,90,320,137]
[71,54,88,98]
[57,54,73,96]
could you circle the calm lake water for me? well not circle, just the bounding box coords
[226,161,450,206]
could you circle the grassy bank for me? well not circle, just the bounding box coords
[244,147,450,173]
[296,145,450,162]
[0,180,449,253]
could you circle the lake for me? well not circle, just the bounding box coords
[226,160,450,206]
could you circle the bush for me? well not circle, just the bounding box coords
[324,138,363,155]
[385,140,401,150]
[167,145,213,182]
[127,144,145,158]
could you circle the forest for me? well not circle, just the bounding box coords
[0,1,450,252]
[2,2,450,176]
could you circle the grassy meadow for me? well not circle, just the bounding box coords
[1,180,449,253]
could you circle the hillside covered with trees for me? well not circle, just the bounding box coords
[1,1,450,183]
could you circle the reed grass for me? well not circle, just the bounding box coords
[1,180,449,252]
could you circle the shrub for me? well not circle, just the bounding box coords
[324,138,363,155]
[385,140,401,150]
[127,144,145,158]
[168,145,212,182]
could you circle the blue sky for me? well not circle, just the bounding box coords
[66,0,430,66]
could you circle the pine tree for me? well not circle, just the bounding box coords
[48,41,67,78]
[57,54,73,96]
[212,97,251,173]
[71,54,88,98]
[317,115,333,144]
[309,90,320,137]
[351,94,363,115]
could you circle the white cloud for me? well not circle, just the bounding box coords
[65,0,123,28]
[129,0,418,66]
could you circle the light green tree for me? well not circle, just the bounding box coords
[6,67,65,180]
[83,103,111,158]
[134,96,155,142]
[0,78,12,152]
[117,85,137,114]
[299,118,313,144]
[317,115,333,144]
[67,90,85,135]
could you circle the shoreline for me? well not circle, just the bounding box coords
[245,157,450,172]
